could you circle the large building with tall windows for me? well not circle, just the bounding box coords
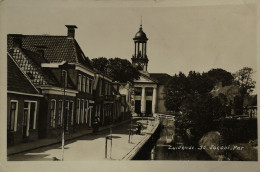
[131,24,172,116]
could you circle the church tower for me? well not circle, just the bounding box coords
[131,24,149,73]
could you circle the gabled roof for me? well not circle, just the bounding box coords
[7,35,93,68]
[8,48,58,87]
[134,72,158,84]
[150,73,172,85]
[7,55,39,94]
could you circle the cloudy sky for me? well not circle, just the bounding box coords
[0,0,257,76]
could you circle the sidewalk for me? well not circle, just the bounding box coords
[8,117,160,161]
[7,119,131,156]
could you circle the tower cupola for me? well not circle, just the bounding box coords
[131,24,149,72]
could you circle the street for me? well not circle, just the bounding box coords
[8,118,159,161]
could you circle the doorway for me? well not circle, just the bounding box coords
[135,100,141,115]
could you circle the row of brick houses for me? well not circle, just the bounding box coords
[7,25,131,146]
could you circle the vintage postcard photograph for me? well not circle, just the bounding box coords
[0,0,259,171]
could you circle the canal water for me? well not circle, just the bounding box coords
[133,118,212,160]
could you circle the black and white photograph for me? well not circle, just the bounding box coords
[0,0,259,171]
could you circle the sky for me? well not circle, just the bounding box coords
[0,0,257,76]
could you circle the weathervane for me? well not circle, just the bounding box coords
[141,16,143,27]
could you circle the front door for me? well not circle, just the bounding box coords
[146,100,152,116]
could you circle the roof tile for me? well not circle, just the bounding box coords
[8,35,93,68]
[7,55,39,94]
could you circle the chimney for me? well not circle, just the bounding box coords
[9,34,23,48]
[65,25,78,38]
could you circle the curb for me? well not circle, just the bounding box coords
[122,122,160,160]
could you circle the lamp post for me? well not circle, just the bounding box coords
[129,89,135,143]
[62,70,65,161]
[128,112,133,143]
[59,61,75,161]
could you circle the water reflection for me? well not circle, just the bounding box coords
[148,119,212,160]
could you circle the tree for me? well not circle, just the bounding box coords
[165,71,214,112]
[188,71,213,95]
[92,57,109,73]
[108,58,140,83]
[165,72,188,112]
[165,69,230,143]
[175,93,227,143]
[91,57,140,83]
[232,67,256,115]
[233,67,256,96]
[205,68,234,87]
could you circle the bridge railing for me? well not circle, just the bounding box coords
[154,113,175,120]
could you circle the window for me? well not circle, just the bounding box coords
[78,74,82,91]
[8,100,18,131]
[86,77,89,93]
[58,100,63,126]
[76,99,80,124]
[105,83,108,95]
[82,76,86,92]
[134,87,142,96]
[108,84,111,95]
[89,106,92,127]
[70,101,74,125]
[29,102,36,130]
[62,70,67,87]
[89,79,93,94]
[81,99,84,124]
[24,101,37,132]
[102,81,106,95]
[145,87,153,96]
[85,100,89,124]
[50,100,56,128]
[65,100,69,130]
